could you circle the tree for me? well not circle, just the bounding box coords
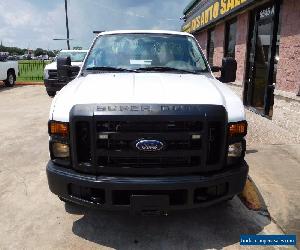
[34,48,45,57]
[0,44,56,57]
[47,50,56,57]
[0,44,25,55]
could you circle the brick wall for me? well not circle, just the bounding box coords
[207,23,225,78]
[235,12,249,85]
[194,30,207,56]
[213,23,225,68]
[276,0,300,94]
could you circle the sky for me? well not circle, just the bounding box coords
[0,0,190,50]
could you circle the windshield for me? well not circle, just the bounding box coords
[57,51,87,62]
[84,34,208,73]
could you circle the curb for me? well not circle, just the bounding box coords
[238,176,269,215]
[16,82,44,86]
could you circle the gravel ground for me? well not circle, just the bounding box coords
[228,84,300,146]
[245,109,300,146]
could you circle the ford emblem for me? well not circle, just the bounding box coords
[135,139,164,152]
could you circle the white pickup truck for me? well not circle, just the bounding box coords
[0,58,18,87]
[44,50,88,97]
[46,30,248,214]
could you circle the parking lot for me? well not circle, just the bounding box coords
[0,85,298,249]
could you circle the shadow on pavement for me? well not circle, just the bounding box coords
[246,149,258,155]
[67,197,270,249]
[0,84,27,93]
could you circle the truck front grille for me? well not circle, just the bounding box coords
[48,70,57,79]
[95,120,203,172]
[71,105,227,176]
[96,121,203,133]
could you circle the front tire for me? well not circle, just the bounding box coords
[5,71,16,87]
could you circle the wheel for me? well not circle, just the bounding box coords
[46,90,56,97]
[4,70,16,87]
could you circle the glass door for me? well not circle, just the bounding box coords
[207,28,215,66]
[251,18,273,113]
[244,1,281,117]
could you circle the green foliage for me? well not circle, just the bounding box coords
[0,44,57,57]
[47,50,56,57]
[0,44,26,55]
[34,48,45,57]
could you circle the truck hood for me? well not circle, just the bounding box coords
[44,61,83,70]
[50,73,245,122]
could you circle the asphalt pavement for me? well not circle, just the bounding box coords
[0,85,298,249]
[246,144,300,248]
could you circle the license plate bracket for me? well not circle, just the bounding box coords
[130,195,169,213]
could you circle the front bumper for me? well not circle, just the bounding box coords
[44,79,66,92]
[46,161,248,212]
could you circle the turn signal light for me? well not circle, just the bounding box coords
[228,121,247,137]
[49,121,69,137]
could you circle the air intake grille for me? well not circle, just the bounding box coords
[96,120,203,168]
[96,121,203,133]
[71,105,227,176]
[48,70,57,79]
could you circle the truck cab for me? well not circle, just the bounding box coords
[46,30,248,214]
[0,54,18,87]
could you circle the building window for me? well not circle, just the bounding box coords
[224,18,237,58]
[207,28,215,65]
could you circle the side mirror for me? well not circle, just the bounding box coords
[57,57,71,82]
[220,57,237,83]
[57,57,80,83]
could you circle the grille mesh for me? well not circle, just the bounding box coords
[73,110,226,176]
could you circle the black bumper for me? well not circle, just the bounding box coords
[46,161,248,212]
[44,79,66,92]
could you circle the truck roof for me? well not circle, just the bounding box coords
[97,30,193,37]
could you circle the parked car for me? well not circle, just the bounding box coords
[44,50,88,97]
[0,55,18,87]
[7,55,18,61]
[46,30,248,214]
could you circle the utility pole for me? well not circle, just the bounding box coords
[64,0,70,49]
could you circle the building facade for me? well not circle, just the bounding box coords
[182,0,300,138]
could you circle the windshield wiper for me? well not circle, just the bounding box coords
[134,66,199,74]
[85,66,137,72]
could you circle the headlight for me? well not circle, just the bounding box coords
[44,69,49,79]
[228,142,243,158]
[227,142,245,165]
[49,120,70,166]
[52,142,70,158]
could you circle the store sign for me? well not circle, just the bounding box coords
[259,5,275,20]
[182,0,256,33]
